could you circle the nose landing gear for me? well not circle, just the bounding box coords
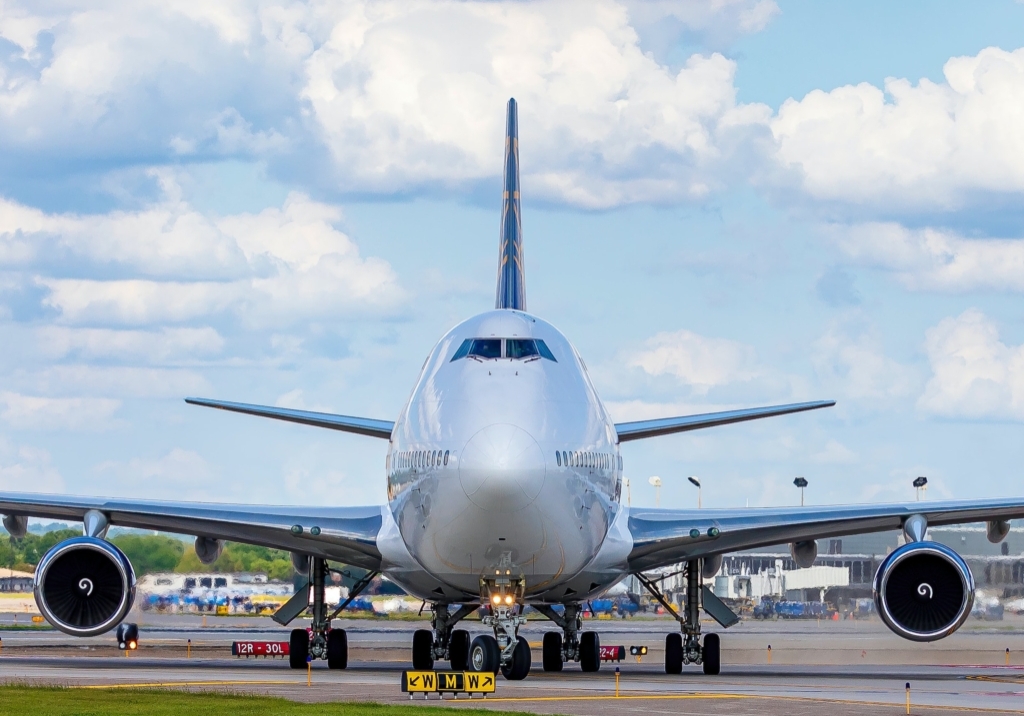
[477,555,530,679]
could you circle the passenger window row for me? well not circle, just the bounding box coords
[392,449,450,470]
[451,338,557,362]
[555,450,622,471]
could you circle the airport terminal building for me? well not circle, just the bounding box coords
[724,524,1024,602]
[645,524,1024,609]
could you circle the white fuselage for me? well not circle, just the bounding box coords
[377,310,633,603]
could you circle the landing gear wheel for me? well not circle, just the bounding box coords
[580,631,600,672]
[468,634,500,673]
[289,628,309,669]
[412,629,434,670]
[501,636,532,681]
[542,631,563,672]
[449,629,471,671]
[665,633,682,675]
[702,633,721,676]
[326,629,347,669]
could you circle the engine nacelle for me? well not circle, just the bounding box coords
[790,540,817,569]
[2,514,28,538]
[195,536,223,565]
[873,542,974,642]
[702,554,723,579]
[34,536,136,637]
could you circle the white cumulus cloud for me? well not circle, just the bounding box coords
[0,0,771,208]
[0,392,121,431]
[301,0,767,206]
[834,222,1024,292]
[0,184,404,327]
[812,316,917,402]
[772,46,1024,210]
[0,439,64,492]
[628,329,760,394]
[919,310,1024,420]
[35,326,225,363]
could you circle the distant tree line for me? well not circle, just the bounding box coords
[2,530,294,579]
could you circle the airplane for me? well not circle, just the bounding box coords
[3,98,1022,680]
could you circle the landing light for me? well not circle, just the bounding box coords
[504,595,514,605]
[491,594,502,605]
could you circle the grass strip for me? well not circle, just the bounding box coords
[0,685,519,716]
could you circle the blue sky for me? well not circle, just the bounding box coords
[1,0,1023,513]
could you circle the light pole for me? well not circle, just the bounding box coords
[687,476,701,509]
[624,478,631,507]
[648,476,662,508]
[913,476,928,501]
[793,477,808,507]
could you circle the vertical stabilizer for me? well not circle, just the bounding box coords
[495,98,525,311]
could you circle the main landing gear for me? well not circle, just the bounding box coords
[284,558,378,670]
[636,559,722,676]
[533,603,601,673]
[411,602,478,671]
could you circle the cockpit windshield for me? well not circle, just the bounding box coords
[451,338,557,362]
[506,339,538,359]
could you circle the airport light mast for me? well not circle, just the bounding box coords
[794,476,808,506]
[687,476,701,509]
[913,476,928,501]
[649,476,662,508]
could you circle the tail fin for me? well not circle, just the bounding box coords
[495,98,525,311]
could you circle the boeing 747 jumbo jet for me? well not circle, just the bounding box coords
[4,99,1024,680]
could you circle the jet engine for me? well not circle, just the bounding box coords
[873,542,974,642]
[34,536,136,637]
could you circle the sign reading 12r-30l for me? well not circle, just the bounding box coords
[401,670,496,695]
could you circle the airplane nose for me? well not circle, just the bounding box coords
[459,423,547,511]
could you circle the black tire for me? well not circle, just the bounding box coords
[542,631,563,672]
[702,633,721,676]
[580,631,600,672]
[501,636,531,680]
[289,628,309,669]
[412,629,434,670]
[449,629,471,671]
[468,634,500,673]
[665,632,682,675]
[326,629,347,669]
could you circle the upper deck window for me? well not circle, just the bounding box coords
[451,338,557,362]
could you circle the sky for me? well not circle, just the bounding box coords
[1,0,1024,514]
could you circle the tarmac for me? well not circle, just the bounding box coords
[3,612,1024,714]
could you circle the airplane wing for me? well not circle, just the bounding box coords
[627,498,1024,572]
[185,397,394,439]
[614,400,835,442]
[0,492,384,571]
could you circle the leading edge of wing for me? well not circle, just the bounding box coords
[0,492,384,571]
[626,497,1024,572]
[185,397,394,439]
[614,400,835,442]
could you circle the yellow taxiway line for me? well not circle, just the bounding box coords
[63,681,1024,714]
[77,680,298,689]
[473,690,1024,714]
